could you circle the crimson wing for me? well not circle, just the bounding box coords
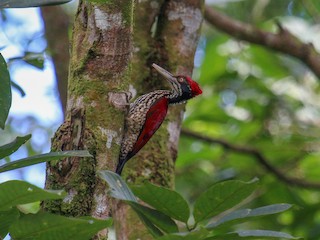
[126,96,169,160]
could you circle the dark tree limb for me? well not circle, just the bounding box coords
[182,128,320,190]
[41,6,70,115]
[204,6,320,79]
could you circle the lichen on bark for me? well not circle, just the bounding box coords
[43,1,134,238]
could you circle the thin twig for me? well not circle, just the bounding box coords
[204,6,320,79]
[181,128,320,189]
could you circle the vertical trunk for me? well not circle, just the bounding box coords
[114,0,204,239]
[41,6,70,114]
[123,0,204,183]
[43,0,134,239]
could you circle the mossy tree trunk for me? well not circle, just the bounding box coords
[115,1,204,239]
[43,0,203,239]
[43,0,134,238]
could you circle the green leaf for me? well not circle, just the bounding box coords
[0,134,31,159]
[207,230,301,239]
[0,207,19,239]
[0,0,72,8]
[233,230,300,239]
[134,210,164,238]
[207,203,292,229]
[98,170,137,202]
[8,52,45,69]
[24,52,45,69]
[17,202,41,214]
[205,230,301,240]
[98,170,163,238]
[156,228,210,240]
[129,202,179,234]
[99,171,180,237]
[9,211,112,240]
[0,150,92,173]
[193,178,258,223]
[0,52,11,129]
[131,182,190,223]
[0,180,66,211]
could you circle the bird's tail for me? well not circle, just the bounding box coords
[115,159,126,175]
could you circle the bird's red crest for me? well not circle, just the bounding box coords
[185,76,202,97]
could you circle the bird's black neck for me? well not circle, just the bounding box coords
[168,91,191,104]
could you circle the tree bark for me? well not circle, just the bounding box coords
[43,1,134,239]
[43,0,203,239]
[113,0,204,239]
[124,0,204,184]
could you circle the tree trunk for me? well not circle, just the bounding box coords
[43,0,134,238]
[114,1,204,239]
[43,0,203,239]
[124,0,204,183]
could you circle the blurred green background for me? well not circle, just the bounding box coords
[178,1,320,239]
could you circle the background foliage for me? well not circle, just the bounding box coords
[1,0,320,239]
[178,1,320,239]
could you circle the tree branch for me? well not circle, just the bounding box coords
[41,6,70,115]
[181,128,320,189]
[204,6,320,79]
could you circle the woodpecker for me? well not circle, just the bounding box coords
[115,63,202,175]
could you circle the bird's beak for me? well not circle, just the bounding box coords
[152,63,177,84]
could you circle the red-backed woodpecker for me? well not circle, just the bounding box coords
[115,63,202,175]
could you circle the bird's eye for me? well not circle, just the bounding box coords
[178,77,184,83]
